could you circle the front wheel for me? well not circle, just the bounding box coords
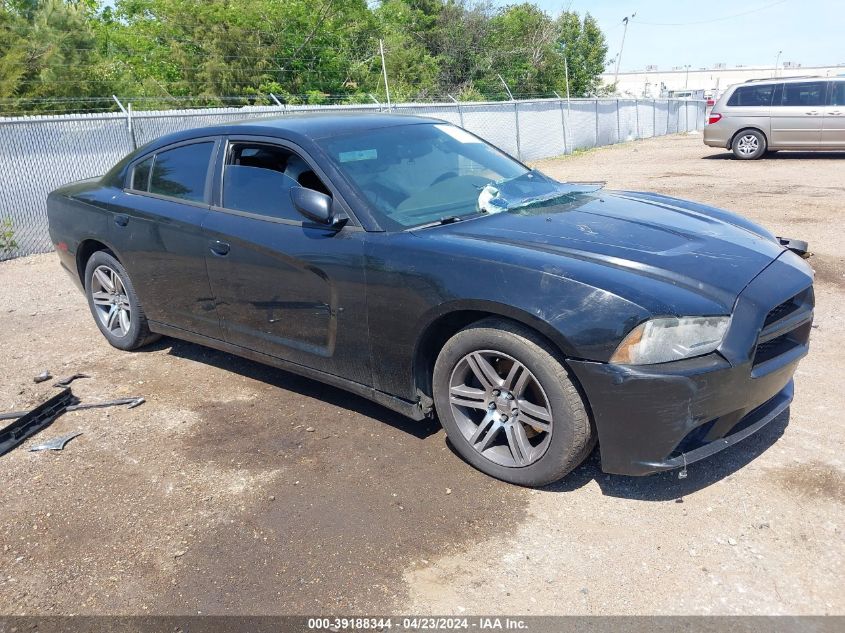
[732,129,767,160]
[433,318,594,487]
[84,250,159,351]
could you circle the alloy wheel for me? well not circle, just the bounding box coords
[736,134,759,156]
[448,350,553,468]
[91,265,132,337]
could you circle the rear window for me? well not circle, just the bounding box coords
[780,81,827,107]
[832,82,845,106]
[149,142,215,202]
[727,84,775,107]
[131,156,152,191]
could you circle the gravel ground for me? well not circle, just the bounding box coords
[0,133,842,616]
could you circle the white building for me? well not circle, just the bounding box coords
[601,63,845,99]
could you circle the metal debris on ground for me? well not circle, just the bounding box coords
[0,388,75,457]
[33,370,52,384]
[29,431,83,452]
[66,396,145,412]
[0,387,145,457]
[52,373,90,388]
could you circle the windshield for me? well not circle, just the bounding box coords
[317,123,528,229]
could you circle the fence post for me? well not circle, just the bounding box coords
[554,91,568,155]
[653,99,656,138]
[447,94,464,129]
[112,95,136,151]
[514,101,522,160]
[269,93,286,112]
[594,99,599,147]
[615,99,620,142]
[635,99,640,139]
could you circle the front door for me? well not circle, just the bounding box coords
[770,81,826,147]
[202,138,371,384]
[822,82,845,148]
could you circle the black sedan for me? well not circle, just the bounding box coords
[46,114,814,486]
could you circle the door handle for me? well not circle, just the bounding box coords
[830,110,842,116]
[209,240,230,256]
[805,111,819,116]
[113,213,129,227]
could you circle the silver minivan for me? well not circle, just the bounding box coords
[704,76,845,159]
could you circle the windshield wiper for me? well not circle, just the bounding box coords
[411,215,466,230]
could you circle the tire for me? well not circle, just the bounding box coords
[84,250,160,351]
[732,129,767,160]
[433,318,594,487]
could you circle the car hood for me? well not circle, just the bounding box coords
[424,187,786,307]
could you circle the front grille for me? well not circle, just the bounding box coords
[763,298,799,327]
[754,335,796,365]
[752,286,814,368]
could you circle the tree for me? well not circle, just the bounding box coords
[557,12,608,97]
[0,0,115,112]
[0,0,609,112]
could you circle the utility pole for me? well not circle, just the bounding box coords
[561,44,571,103]
[684,64,691,89]
[774,50,783,77]
[560,42,572,154]
[613,13,636,90]
[379,39,391,111]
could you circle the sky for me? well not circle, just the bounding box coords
[516,0,844,72]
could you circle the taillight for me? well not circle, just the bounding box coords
[708,113,722,125]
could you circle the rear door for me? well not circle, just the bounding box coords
[770,81,826,147]
[110,138,224,338]
[822,81,845,148]
[201,136,372,384]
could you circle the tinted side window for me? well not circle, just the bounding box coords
[727,84,775,107]
[223,165,299,220]
[149,142,214,202]
[781,82,826,107]
[831,82,845,106]
[221,143,331,221]
[131,156,153,191]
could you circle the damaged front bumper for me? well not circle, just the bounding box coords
[569,250,814,477]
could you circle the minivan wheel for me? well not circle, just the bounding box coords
[84,250,159,351]
[732,129,767,160]
[433,318,595,487]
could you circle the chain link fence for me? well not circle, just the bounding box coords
[0,98,704,260]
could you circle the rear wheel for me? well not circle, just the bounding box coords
[433,318,594,487]
[84,250,159,350]
[732,129,767,160]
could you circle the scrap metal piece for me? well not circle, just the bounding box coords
[29,431,83,452]
[777,236,810,258]
[0,388,76,457]
[53,373,90,388]
[66,396,145,412]
[33,370,52,384]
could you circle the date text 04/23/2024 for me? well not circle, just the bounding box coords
[307,617,529,630]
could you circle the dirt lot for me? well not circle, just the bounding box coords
[1,133,843,616]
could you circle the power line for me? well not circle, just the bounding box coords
[635,0,788,26]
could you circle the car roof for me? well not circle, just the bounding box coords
[141,112,444,153]
[740,75,844,86]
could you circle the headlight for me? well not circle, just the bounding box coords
[610,316,730,365]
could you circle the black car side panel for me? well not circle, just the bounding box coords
[363,231,654,400]
[202,213,372,385]
[103,190,222,338]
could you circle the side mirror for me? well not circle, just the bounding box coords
[290,186,343,227]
